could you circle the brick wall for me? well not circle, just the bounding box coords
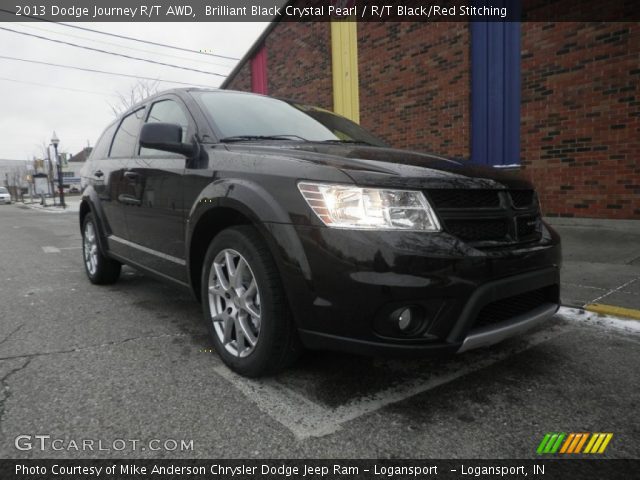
[226,59,251,93]
[358,23,470,158]
[521,22,640,219]
[225,22,334,110]
[225,20,639,219]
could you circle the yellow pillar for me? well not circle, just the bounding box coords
[330,20,360,123]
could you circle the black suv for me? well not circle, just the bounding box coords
[80,89,561,377]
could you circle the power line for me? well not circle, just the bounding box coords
[59,22,240,61]
[0,55,216,88]
[15,22,234,69]
[0,76,117,97]
[0,26,227,77]
[0,7,239,61]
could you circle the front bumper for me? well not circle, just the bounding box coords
[458,303,557,352]
[266,222,561,356]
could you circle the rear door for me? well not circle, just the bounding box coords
[86,109,144,245]
[122,95,194,283]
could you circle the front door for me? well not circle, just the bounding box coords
[123,96,194,283]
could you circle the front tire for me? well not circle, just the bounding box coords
[201,226,301,377]
[82,213,121,284]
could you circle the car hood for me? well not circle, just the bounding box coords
[223,142,532,190]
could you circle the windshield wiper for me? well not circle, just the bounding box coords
[320,139,372,146]
[219,135,307,143]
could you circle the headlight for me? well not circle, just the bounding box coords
[298,182,441,231]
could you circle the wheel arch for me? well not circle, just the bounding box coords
[187,205,261,302]
[186,184,312,310]
[79,191,110,255]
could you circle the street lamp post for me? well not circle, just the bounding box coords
[45,145,54,204]
[51,131,65,209]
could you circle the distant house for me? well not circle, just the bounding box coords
[62,147,92,189]
[68,147,93,164]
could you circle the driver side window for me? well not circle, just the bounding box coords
[139,99,190,156]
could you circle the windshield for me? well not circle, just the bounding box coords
[196,92,387,147]
[0,187,8,194]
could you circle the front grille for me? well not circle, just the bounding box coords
[426,188,542,246]
[427,189,500,209]
[510,190,535,208]
[474,286,556,329]
[517,215,541,240]
[445,219,508,242]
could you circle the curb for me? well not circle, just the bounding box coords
[18,202,79,213]
[584,303,640,321]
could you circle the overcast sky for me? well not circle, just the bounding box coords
[0,21,268,160]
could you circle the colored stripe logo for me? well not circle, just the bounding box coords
[537,433,613,454]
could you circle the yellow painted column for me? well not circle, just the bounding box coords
[330,20,360,123]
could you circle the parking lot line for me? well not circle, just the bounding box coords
[587,277,639,305]
[41,246,61,253]
[215,323,572,440]
[213,366,337,439]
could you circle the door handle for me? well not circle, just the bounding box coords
[117,194,141,206]
[124,171,139,180]
[93,170,104,178]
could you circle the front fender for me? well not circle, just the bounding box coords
[188,177,293,225]
[186,178,314,324]
[188,178,311,278]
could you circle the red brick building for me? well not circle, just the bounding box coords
[222,18,639,219]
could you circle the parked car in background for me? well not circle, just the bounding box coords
[79,89,561,377]
[0,187,11,204]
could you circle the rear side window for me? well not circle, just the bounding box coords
[109,108,145,157]
[90,122,118,161]
[139,100,190,156]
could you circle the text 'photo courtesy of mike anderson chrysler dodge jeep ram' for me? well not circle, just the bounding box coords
[79,89,561,377]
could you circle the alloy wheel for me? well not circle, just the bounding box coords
[208,249,261,358]
[83,221,98,276]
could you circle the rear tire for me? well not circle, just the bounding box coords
[201,226,301,377]
[82,213,121,285]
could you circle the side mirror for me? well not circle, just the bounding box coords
[139,122,195,157]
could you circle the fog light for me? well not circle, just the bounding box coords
[398,308,413,331]
[390,306,424,335]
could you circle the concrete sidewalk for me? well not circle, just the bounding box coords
[548,217,640,317]
[15,196,81,213]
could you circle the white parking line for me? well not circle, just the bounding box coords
[41,246,61,253]
[215,322,571,440]
[214,366,335,439]
[588,277,640,304]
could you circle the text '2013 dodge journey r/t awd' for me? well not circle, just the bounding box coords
[80,89,561,377]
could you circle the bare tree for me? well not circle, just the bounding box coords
[7,163,28,202]
[110,80,162,117]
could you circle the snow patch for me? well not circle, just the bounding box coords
[558,306,640,334]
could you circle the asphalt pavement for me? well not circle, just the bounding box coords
[0,204,638,459]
